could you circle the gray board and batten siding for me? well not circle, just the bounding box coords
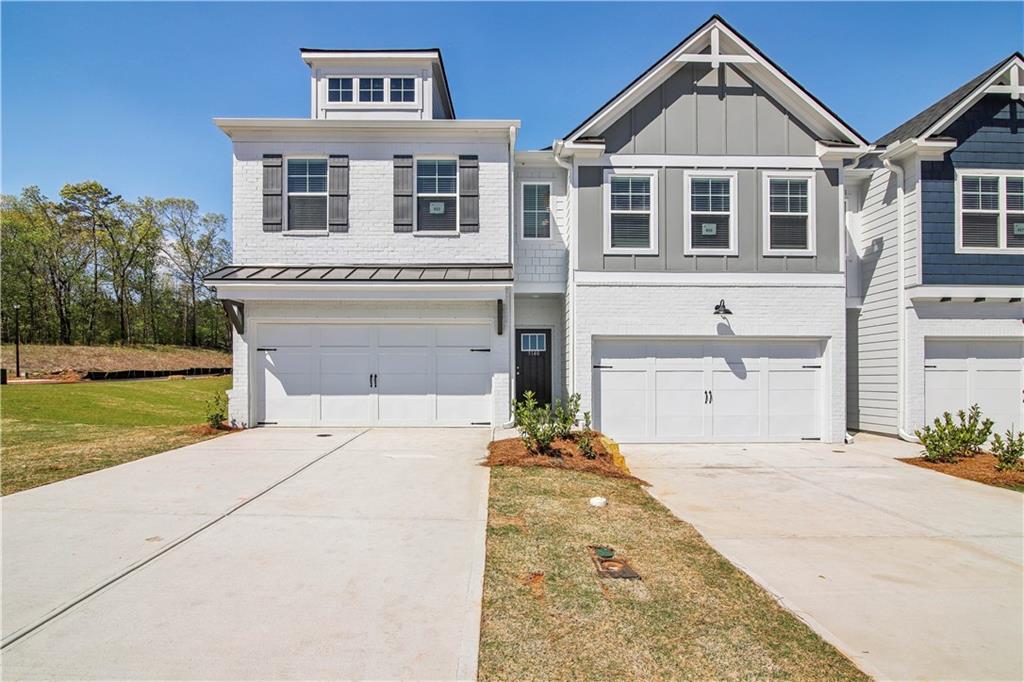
[578,62,841,273]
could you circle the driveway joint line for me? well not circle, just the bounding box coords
[0,429,370,650]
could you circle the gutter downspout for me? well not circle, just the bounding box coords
[883,155,919,443]
[552,141,574,399]
[501,125,519,430]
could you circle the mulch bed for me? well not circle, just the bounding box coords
[901,453,1024,490]
[486,434,646,483]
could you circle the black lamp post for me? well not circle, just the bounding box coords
[13,303,21,378]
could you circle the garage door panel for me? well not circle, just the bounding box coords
[436,324,489,347]
[654,370,705,439]
[436,350,490,375]
[925,339,1023,435]
[320,325,372,348]
[378,325,431,347]
[596,370,646,441]
[259,325,313,347]
[263,350,315,425]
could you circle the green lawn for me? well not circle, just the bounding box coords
[1,376,231,495]
[479,466,866,681]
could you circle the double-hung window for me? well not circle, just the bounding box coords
[286,159,328,231]
[685,171,736,255]
[416,159,458,231]
[327,77,353,103]
[359,77,385,102]
[522,183,551,239]
[957,171,1024,252]
[390,77,415,102]
[763,172,815,255]
[604,170,657,254]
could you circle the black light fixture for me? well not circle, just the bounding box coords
[713,299,732,316]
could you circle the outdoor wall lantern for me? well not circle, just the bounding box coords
[713,299,733,317]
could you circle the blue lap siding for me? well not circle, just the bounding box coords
[920,95,1024,285]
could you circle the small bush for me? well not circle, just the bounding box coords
[551,393,581,439]
[577,411,597,459]
[513,391,557,454]
[205,390,228,429]
[915,403,993,463]
[992,429,1024,471]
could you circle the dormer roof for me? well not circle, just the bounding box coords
[875,52,1024,146]
[299,47,456,118]
[562,14,867,148]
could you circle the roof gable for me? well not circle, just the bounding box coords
[876,53,1023,146]
[564,15,866,147]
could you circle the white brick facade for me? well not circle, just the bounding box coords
[513,162,568,292]
[571,282,848,443]
[231,140,510,265]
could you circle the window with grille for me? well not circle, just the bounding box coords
[687,174,735,253]
[607,174,654,252]
[286,159,328,231]
[958,172,1024,251]
[765,174,814,254]
[523,184,551,239]
[327,78,353,103]
[520,333,546,352]
[359,77,385,102]
[416,160,458,231]
[390,77,415,102]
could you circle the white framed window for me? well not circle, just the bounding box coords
[415,159,458,232]
[358,77,385,103]
[285,158,328,231]
[762,171,816,256]
[520,333,547,353]
[603,169,658,255]
[684,170,737,255]
[327,77,353,103]
[390,77,416,103]
[522,183,552,239]
[956,170,1024,253]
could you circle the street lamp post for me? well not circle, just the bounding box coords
[13,303,21,378]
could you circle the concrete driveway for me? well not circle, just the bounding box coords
[1,428,490,680]
[627,433,1024,681]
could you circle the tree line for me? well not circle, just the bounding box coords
[1,181,231,348]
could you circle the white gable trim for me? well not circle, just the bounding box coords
[920,55,1024,141]
[566,17,866,148]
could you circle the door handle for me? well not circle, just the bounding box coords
[369,373,373,387]
[374,374,378,388]
[709,390,713,404]
[704,390,708,404]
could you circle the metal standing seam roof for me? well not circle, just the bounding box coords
[874,53,1023,146]
[203,264,514,283]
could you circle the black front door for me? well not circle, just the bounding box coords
[516,328,552,407]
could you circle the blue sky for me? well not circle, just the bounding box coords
[3,2,1022,226]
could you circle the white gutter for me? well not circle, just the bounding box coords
[504,125,518,429]
[552,140,575,398]
[882,156,919,443]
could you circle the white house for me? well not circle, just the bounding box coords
[207,18,1020,445]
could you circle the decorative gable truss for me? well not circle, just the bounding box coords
[559,15,867,159]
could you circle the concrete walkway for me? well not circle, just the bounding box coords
[627,433,1024,681]
[1,428,490,680]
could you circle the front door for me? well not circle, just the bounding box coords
[516,329,552,407]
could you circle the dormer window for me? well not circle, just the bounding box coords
[359,78,385,103]
[327,78,353,103]
[390,78,415,103]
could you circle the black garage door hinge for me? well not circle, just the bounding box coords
[924,364,937,369]
[257,421,278,426]
[801,437,821,441]
[257,347,276,352]
[802,364,822,369]
[593,364,613,369]
[470,421,490,425]
[470,348,490,352]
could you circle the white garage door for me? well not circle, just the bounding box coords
[925,339,1024,434]
[594,339,824,443]
[257,323,493,427]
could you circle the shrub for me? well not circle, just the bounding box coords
[205,390,228,429]
[992,429,1024,471]
[915,403,994,463]
[513,391,557,454]
[551,393,581,439]
[577,411,597,459]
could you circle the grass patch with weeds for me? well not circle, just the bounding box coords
[1,376,231,495]
[1,344,230,378]
[479,466,866,681]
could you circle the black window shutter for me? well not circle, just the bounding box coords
[459,155,479,233]
[262,155,283,232]
[328,155,349,233]
[393,155,414,232]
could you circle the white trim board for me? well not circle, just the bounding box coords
[575,271,845,287]
[578,155,833,169]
